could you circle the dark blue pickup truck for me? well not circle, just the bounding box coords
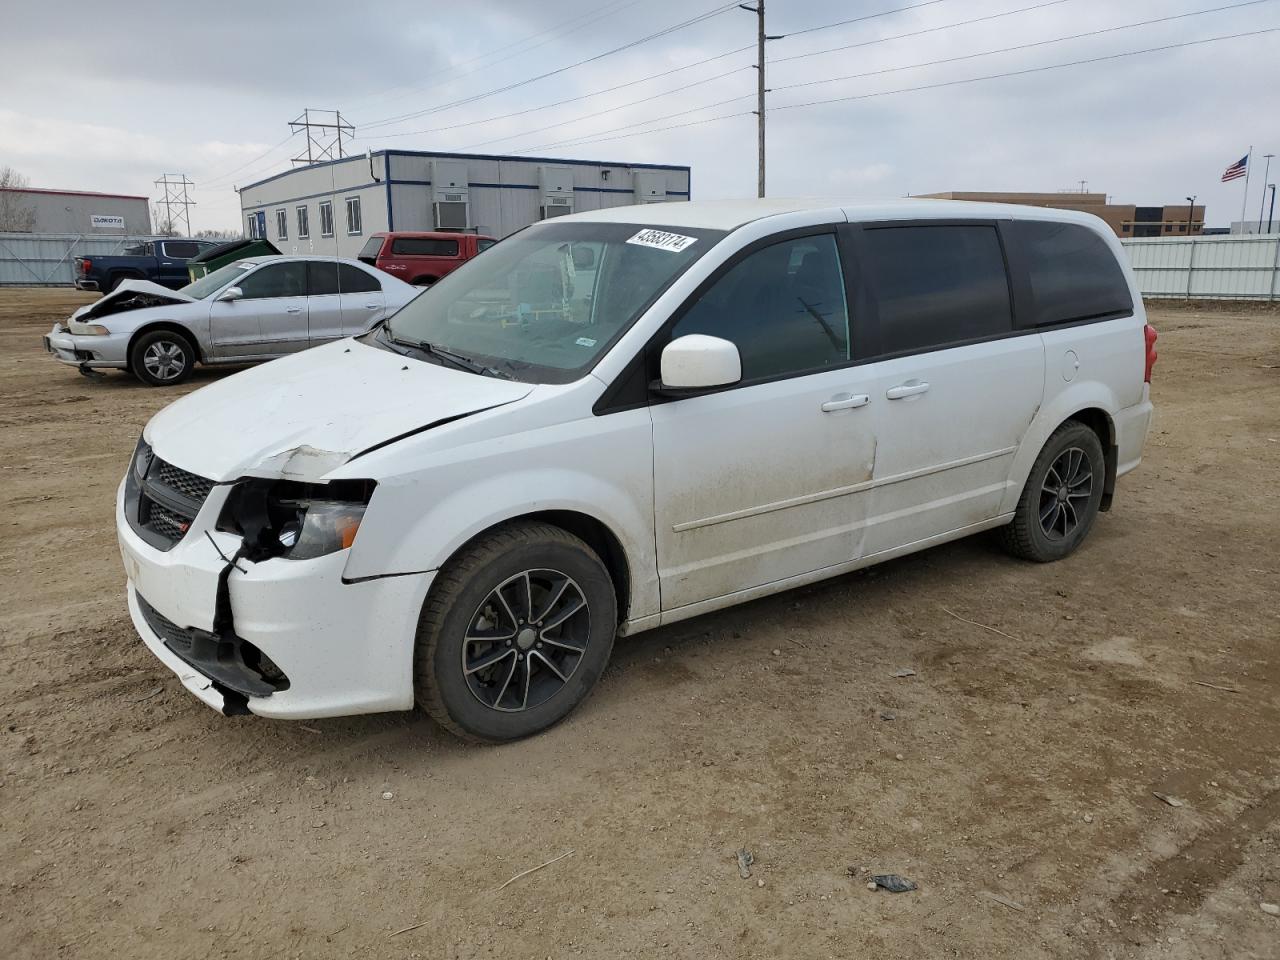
[75,238,218,292]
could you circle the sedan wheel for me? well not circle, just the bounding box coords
[130,330,196,387]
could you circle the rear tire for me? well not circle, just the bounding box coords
[413,521,617,743]
[130,329,196,387]
[1001,421,1106,562]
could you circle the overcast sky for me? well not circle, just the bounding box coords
[3,0,1277,231]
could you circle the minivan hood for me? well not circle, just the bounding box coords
[145,339,534,482]
[72,279,195,322]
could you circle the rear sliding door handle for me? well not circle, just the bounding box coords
[821,393,870,412]
[886,380,930,400]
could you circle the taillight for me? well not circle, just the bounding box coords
[79,257,91,275]
[1143,323,1158,383]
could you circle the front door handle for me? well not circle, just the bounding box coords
[821,393,870,412]
[886,380,930,400]
[286,306,302,314]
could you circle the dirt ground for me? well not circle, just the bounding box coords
[1,288,1278,959]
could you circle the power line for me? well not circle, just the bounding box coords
[202,131,300,188]
[356,47,754,142]
[346,0,645,110]
[371,0,1075,151]
[357,1,741,130]
[770,0,1276,97]
[508,27,1277,154]
[782,0,960,38]
[769,0,1073,65]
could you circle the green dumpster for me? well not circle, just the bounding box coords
[187,238,281,282]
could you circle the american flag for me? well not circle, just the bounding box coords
[1222,155,1249,182]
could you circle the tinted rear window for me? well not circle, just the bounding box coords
[1010,221,1133,325]
[862,225,1012,356]
[338,263,381,293]
[163,241,200,258]
[391,237,460,257]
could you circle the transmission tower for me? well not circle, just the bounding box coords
[153,174,195,236]
[289,109,355,166]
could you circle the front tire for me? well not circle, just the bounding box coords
[130,330,195,386]
[414,521,617,742]
[1001,421,1106,562]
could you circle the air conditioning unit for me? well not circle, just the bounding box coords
[539,164,575,219]
[633,171,668,203]
[431,160,470,230]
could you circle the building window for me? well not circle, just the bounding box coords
[319,200,334,238]
[345,196,362,235]
[275,208,288,240]
[1178,224,1186,232]
[1122,224,1131,233]
[296,205,309,239]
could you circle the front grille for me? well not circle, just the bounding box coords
[137,593,188,646]
[156,459,215,503]
[126,442,217,551]
[141,497,193,542]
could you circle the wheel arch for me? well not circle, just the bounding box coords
[1064,406,1118,511]
[127,322,204,366]
[431,510,632,625]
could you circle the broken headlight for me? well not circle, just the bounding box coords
[218,478,375,562]
[132,436,154,481]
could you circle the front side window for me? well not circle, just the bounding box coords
[861,224,1012,356]
[345,197,362,235]
[297,205,310,239]
[1009,221,1133,326]
[275,209,288,240]
[319,201,334,238]
[382,221,723,383]
[238,261,307,300]
[670,233,850,381]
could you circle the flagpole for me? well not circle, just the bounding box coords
[1240,145,1253,229]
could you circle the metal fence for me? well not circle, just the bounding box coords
[1121,234,1280,300]
[0,233,159,286]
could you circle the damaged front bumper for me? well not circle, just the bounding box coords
[44,323,129,371]
[116,477,434,719]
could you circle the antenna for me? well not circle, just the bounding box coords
[153,174,195,236]
[289,109,356,166]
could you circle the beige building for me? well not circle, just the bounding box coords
[918,191,1203,238]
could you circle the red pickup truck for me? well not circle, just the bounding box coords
[357,231,496,286]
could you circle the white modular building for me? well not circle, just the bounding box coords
[238,150,692,257]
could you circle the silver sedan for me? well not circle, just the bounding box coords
[44,256,419,386]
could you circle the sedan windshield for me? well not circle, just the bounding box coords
[381,221,724,383]
[180,261,253,300]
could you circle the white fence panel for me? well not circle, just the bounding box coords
[0,233,158,286]
[1121,235,1280,300]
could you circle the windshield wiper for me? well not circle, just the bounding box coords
[386,330,509,379]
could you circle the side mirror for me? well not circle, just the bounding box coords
[218,286,243,302]
[657,334,741,394]
[572,246,596,269]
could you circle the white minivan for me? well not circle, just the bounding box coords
[117,199,1155,741]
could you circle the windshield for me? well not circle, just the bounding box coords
[180,261,253,299]
[382,221,724,383]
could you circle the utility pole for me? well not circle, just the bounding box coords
[289,109,356,167]
[739,3,781,198]
[1185,195,1196,235]
[1267,183,1276,233]
[153,174,195,236]
[1259,154,1274,232]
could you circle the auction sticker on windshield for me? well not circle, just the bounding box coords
[626,229,698,253]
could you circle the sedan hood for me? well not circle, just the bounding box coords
[145,338,534,482]
[72,279,195,325]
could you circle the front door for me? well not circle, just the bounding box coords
[209,260,309,359]
[853,222,1045,554]
[651,231,880,611]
